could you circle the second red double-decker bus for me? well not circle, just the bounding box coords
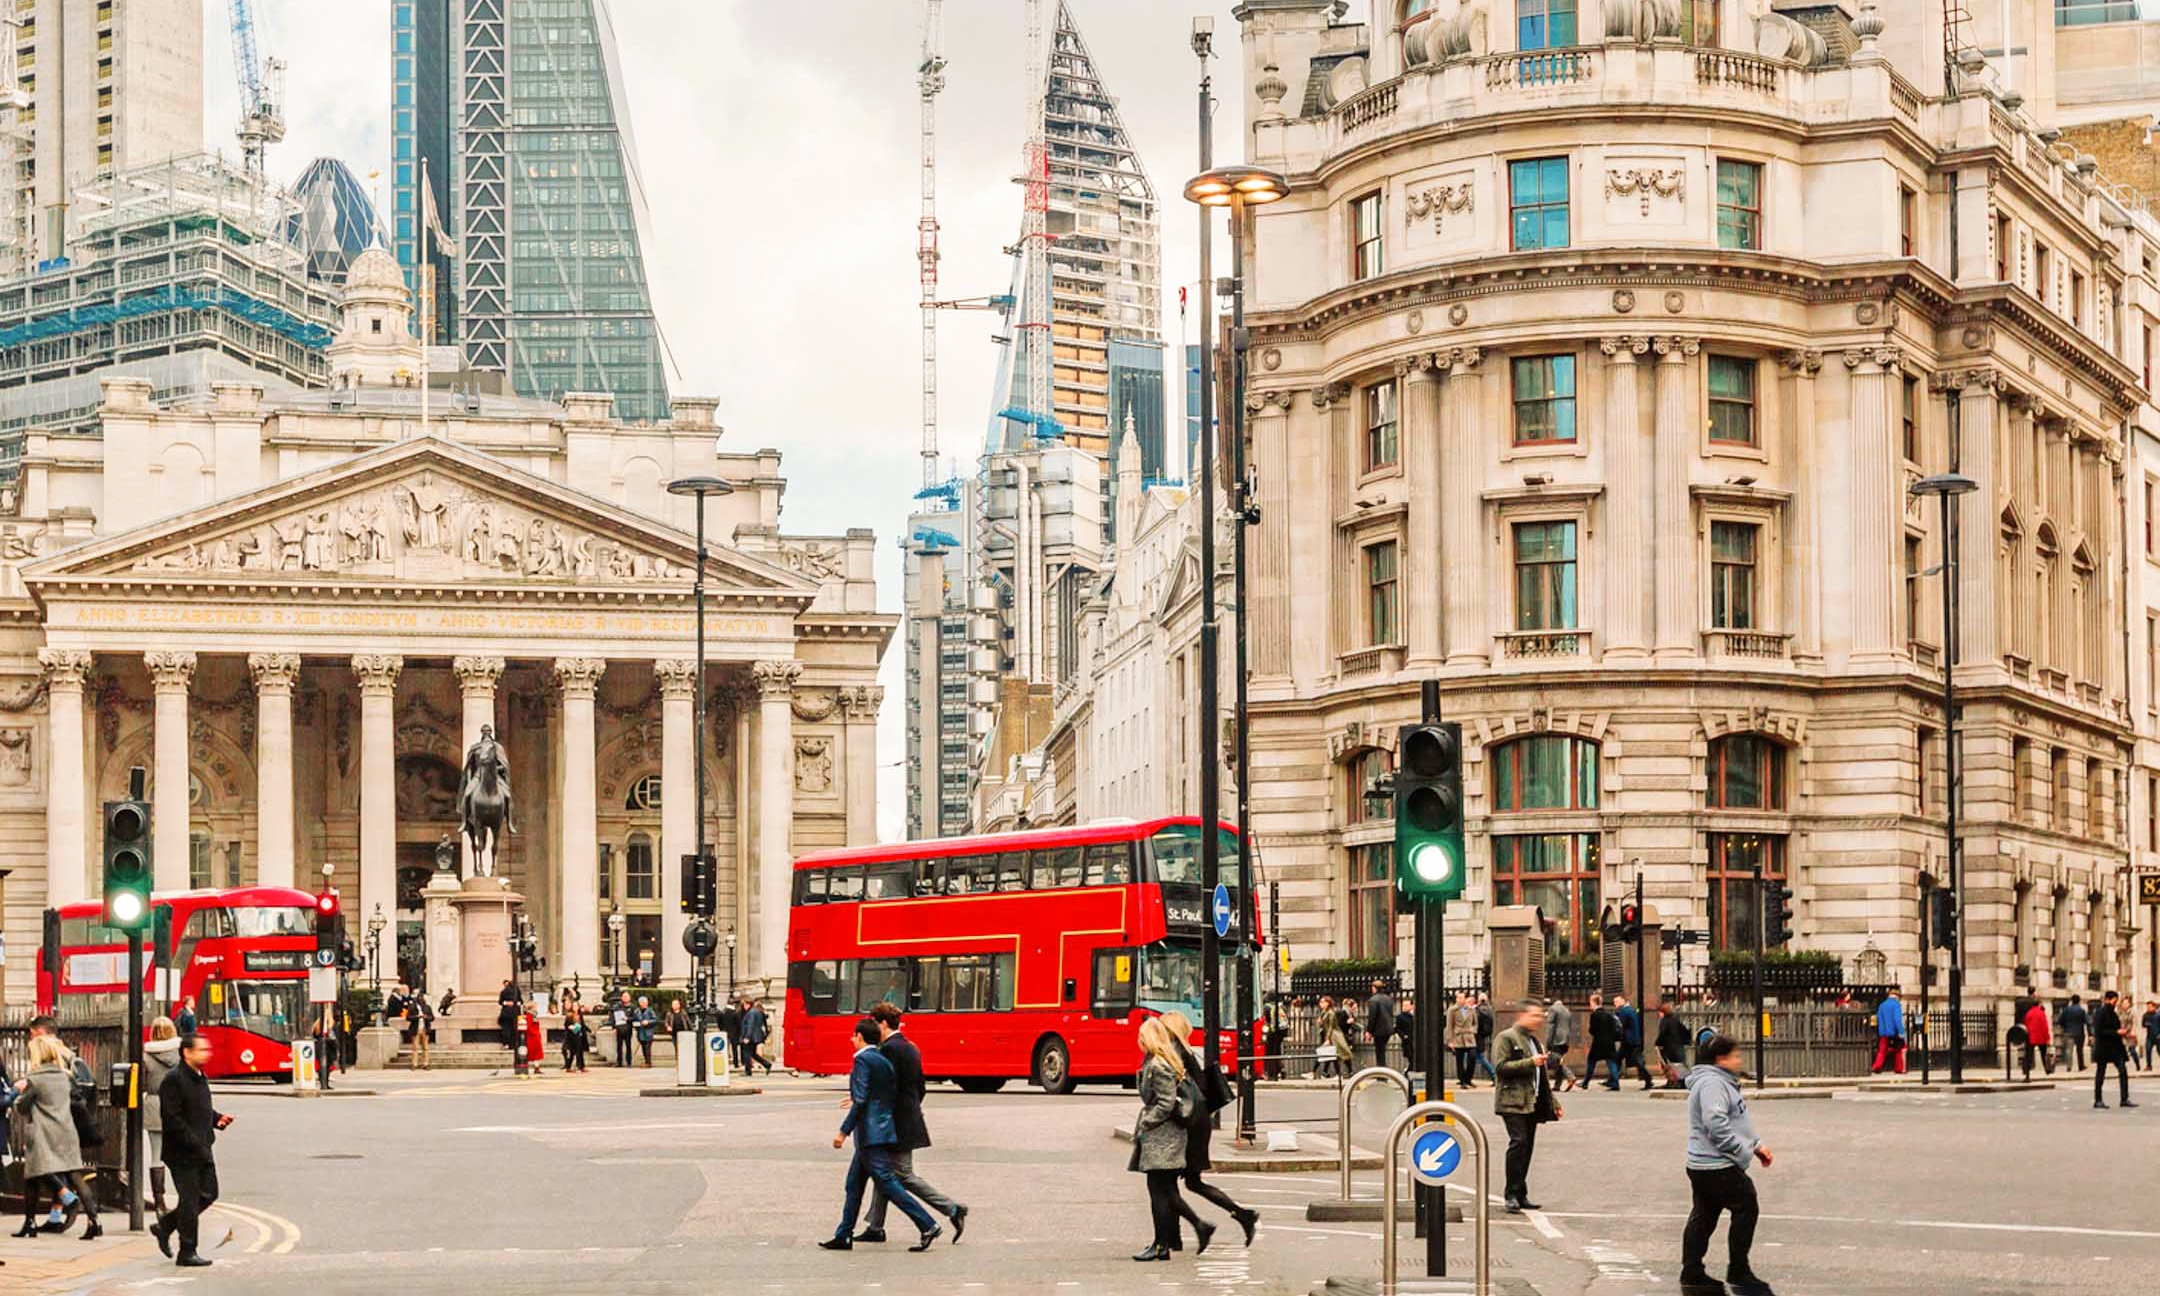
[37,886,323,1080]
[784,817,1260,1093]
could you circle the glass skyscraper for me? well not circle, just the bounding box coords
[392,0,670,421]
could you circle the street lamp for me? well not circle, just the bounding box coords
[668,474,733,1082]
[1184,143,1289,1145]
[366,903,387,1006]
[608,902,626,992]
[1910,470,1977,1084]
[725,929,738,1001]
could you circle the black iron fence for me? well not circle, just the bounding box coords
[2,1005,131,1210]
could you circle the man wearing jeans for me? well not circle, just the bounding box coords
[1490,999,1558,1214]
[1680,1034,1776,1296]
[856,1004,967,1244]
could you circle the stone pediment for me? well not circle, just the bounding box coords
[26,437,809,596]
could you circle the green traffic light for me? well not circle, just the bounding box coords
[1395,721,1466,903]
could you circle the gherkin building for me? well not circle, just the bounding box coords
[286,157,391,286]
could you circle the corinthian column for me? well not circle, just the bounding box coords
[1251,390,1292,678]
[751,659,801,989]
[39,649,92,910]
[1653,337,1700,659]
[656,658,698,981]
[1402,355,1443,668]
[452,656,505,879]
[1845,348,1900,662]
[247,653,301,888]
[1601,338,1650,658]
[555,658,607,986]
[1440,348,1487,665]
[841,685,882,843]
[146,651,197,892]
[351,655,401,984]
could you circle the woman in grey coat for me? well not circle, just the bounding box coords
[12,1035,102,1239]
[1129,1017,1204,1261]
[141,1018,182,1215]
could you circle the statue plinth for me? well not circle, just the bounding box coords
[423,870,463,999]
[451,875,523,1008]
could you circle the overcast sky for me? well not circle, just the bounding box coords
[204,0,1283,838]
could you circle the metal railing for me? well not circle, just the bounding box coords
[1381,1100,1491,1296]
[1337,1065,1413,1202]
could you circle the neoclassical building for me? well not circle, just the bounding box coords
[1229,0,2159,1005]
[0,250,892,1004]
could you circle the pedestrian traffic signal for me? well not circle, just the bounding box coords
[1393,721,1465,902]
[681,850,717,917]
[1615,902,1642,944]
[1764,884,1796,946]
[1927,887,1957,950]
[101,798,152,930]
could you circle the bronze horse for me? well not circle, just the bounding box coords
[459,725,516,876]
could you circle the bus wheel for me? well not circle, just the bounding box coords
[1031,1035,1075,1095]
[955,1077,1007,1094]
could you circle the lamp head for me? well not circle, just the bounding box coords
[666,475,733,498]
[1190,15,1213,57]
[1183,164,1290,209]
[1909,472,1978,499]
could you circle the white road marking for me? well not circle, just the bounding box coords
[1524,1209,1563,1240]
[1897,1219,2160,1241]
[1264,1223,1380,1239]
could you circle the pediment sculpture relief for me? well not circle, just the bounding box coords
[128,469,690,583]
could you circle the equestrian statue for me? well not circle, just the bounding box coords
[458,723,517,878]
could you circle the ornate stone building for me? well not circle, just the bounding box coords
[1230,0,2159,1005]
[0,250,893,1003]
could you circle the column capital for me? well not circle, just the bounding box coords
[1843,345,1901,372]
[553,657,608,697]
[38,647,93,687]
[1245,387,1298,413]
[247,652,302,693]
[839,684,885,721]
[1776,348,1823,376]
[1930,365,2006,395]
[1308,381,1351,411]
[1392,353,1436,381]
[145,650,198,692]
[1439,345,1482,371]
[453,655,507,690]
[351,654,403,695]
[655,658,699,700]
[1652,335,1700,361]
[1599,335,1650,360]
[752,658,803,699]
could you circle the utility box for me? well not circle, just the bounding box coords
[1599,903,1663,1010]
[1490,905,1547,1007]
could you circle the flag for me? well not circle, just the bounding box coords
[421,160,459,259]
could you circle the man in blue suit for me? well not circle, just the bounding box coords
[820,1017,940,1253]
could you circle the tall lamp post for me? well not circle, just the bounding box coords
[668,475,732,1082]
[366,903,387,1004]
[607,903,625,991]
[1910,471,1976,1083]
[1185,140,1289,1139]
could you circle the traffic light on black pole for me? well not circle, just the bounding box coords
[101,797,152,930]
[1393,721,1465,901]
[1927,887,1956,950]
[1764,883,1797,946]
[314,889,340,964]
[1615,902,1642,944]
[681,850,717,917]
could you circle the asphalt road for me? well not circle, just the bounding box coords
[48,1065,2160,1296]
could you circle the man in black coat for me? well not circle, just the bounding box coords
[2091,990,2138,1110]
[856,1003,966,1244]
[150,1035,230,1268]
[1586,993,1621,1090]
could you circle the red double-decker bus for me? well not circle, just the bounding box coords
[784,817,1261,1093]
[37,887,322,1080]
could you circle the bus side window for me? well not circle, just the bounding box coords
[863,864,910,901]
[1038,847,1083,889]
[943,955,991,1011]
[992,952,1015,1011]
[993,851,1027,892]
[946,856,991,895]
[794,871,825,905]
[914,857,945,896]
[1084,843,1133,886]
[835,959,862,1016]
[807,961,840,1014]
[858,958,908,1011]
[827,867,865,903]
[1091,949,1136,1019]
[909,957,943,1012]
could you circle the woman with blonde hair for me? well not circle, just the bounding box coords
[1128,1016,1206,1261]
[13,1034,102,1239]
[1157,1011,1258,1247]
[142,1016,182,1215]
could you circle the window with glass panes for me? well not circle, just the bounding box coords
[1348,843,1396,959]
[1513,521,1578,630]
[1366,541,1400,645]
[1709,521,1759,629]
[1708,734,1788,810]
[1509,157,1570,251]
[1347,748,1395,824]
[1365,379,1399,470]
[1715,160,1760,250]
[1707,833,1785,950]
[1902,374,1920,462]
[1490,735,1600,811]
[1680,0,1720,43]
[1492,834,1602,954]
[626,832,656,899]
[1517,0,1577,49]
[1707,355,1756,445]
[1512,355,1576,444]
[1352,191,1385,280]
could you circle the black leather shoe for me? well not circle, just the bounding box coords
[176,1255,212,1268]
[817,1236,853,1251]
[1503,1198,1524,1215]
[1678,1273,1726,1295]
[1132,1244,1172,1262]
[12,1220,39,1239]
[950,1204,967,1242]
[1194,1221,1216,1255]
[909,1226,942,1252]
[2122,1101,2141,1108]
[150,1220,172,1258]
[1728,1276,1776,1296]
[80,1220,102,1242]
[1518,1199,1543,1211]
[2095,1101,2110,1109]
[851,1229,886,1244]
[1235,1208,1259,1246]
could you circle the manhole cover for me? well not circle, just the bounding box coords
[310,1153,364,1160]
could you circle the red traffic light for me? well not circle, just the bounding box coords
[316,890,340,919]
[1619,903,1640,926]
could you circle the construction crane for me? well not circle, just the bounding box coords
[918,0,946,490]
[227,0,286,182]
[1018,0,1052,445]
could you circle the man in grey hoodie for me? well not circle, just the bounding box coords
[1680,1034,1775,1296]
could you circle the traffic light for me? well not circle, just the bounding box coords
[101,798,152,930]
[339,935,360,972]
[314,890,340,964]
[1927,888,1956,950]
[1764,884,1796,946]
[1615,902,1643,944]
[681,850,716,917]
[1393,721,1465,902]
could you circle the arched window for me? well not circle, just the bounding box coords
[1707,734,1787,810]
[625,773,662,812]
[1346,748,1394,824]
[1490,735,1598,811]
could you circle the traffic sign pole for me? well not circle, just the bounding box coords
[1412,680,1446,1278]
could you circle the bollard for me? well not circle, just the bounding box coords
[1337,1065,1413,1201]
[1380,1099,1490,1296]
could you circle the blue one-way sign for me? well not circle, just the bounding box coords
[1211,884,1232,938]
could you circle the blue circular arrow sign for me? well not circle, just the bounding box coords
[1410,1126,1461,1185]
[1211,883,1233,938]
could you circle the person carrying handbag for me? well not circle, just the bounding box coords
[1159,1011,1260,1249]
[1129,1016,1207,1262]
